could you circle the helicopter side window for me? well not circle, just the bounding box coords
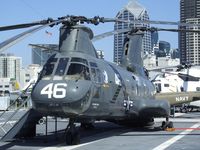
[90,62,102,83]
[55,58,69,76]
[155,83,161,93]
[91,68,97,80]
[90,62,98,67]
[66,63,90,80]
[96,69,102,83]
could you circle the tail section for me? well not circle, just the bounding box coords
[120,31,146,77]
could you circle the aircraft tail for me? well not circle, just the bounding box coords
[120,31,145,76]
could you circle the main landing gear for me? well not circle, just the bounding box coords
[161,117,174,130]
[65,119,80,145]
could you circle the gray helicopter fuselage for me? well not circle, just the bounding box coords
[31,24,170,124]
[31,52,169,121]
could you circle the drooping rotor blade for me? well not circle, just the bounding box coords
[29,44,59,51]
[92,28,131,42]
[0,19,63,53]
[0,19,54,31]
[93,26,200,42]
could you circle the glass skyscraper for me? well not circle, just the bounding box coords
[179,0,200,64]
[114,0,151,64]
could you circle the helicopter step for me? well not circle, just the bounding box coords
[0,108,42,142]
[112,85,122,101]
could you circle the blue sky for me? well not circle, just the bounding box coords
[0,0,179,67]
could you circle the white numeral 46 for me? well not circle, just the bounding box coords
[41,83,67,99]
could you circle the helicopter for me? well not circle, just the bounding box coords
[150,64,200,113]
[1,15,200,145]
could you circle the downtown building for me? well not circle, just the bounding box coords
[0,53,22,82]
[179,0,200,65]
[30,44,58,66]
[0,53,22,92]
[114,0,151,64]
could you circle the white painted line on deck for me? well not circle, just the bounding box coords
[155,118,200,123]
[152,122,200,150]
[174,113,185,117]
[40,140,102,150]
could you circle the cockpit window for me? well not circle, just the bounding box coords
[40,54,58,77]
[44,58,57,76]
[71,57,88,65]
[66,63,90,80]
[55,58,69,76]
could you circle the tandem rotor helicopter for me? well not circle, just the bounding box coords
[1,15,200,145]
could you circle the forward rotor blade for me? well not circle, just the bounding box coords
[0,19,63,53]
[0,19,53,31]
[92,28,130,42]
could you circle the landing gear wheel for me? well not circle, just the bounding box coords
[188,107,193,112]
[65,119,80,145]
[161,121,166,129]
[66,129,80,145]
[161,118,174,130]
[168,121,173,128]
[180,107,188,113]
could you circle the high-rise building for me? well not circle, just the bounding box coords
[159,41,171,55]
[96,50,105,59]
[171,48,180,59]
[179,0,200,64]
[0,53,22,82]
[185,18,200,64]
[151,31,159,49]
[154,41,171,58]
[30,44,58,66]
[114,0,151,63]
[20,64,42,90]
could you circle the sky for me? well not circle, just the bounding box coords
[0,0,179,67]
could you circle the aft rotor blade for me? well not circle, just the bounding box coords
[0,19,63,53]
[92,28,130,42]
[156,28,200,33]
[148,65,182,72]
[114,19,200,27]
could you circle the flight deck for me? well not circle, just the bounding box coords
[0,110,199,150]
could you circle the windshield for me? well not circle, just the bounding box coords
[39,54,58,79]
[55,58,69,76]
[65,63,90,80]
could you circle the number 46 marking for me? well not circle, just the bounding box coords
[41,83,67,99]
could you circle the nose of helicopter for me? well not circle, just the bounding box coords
[31,80,92,116]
